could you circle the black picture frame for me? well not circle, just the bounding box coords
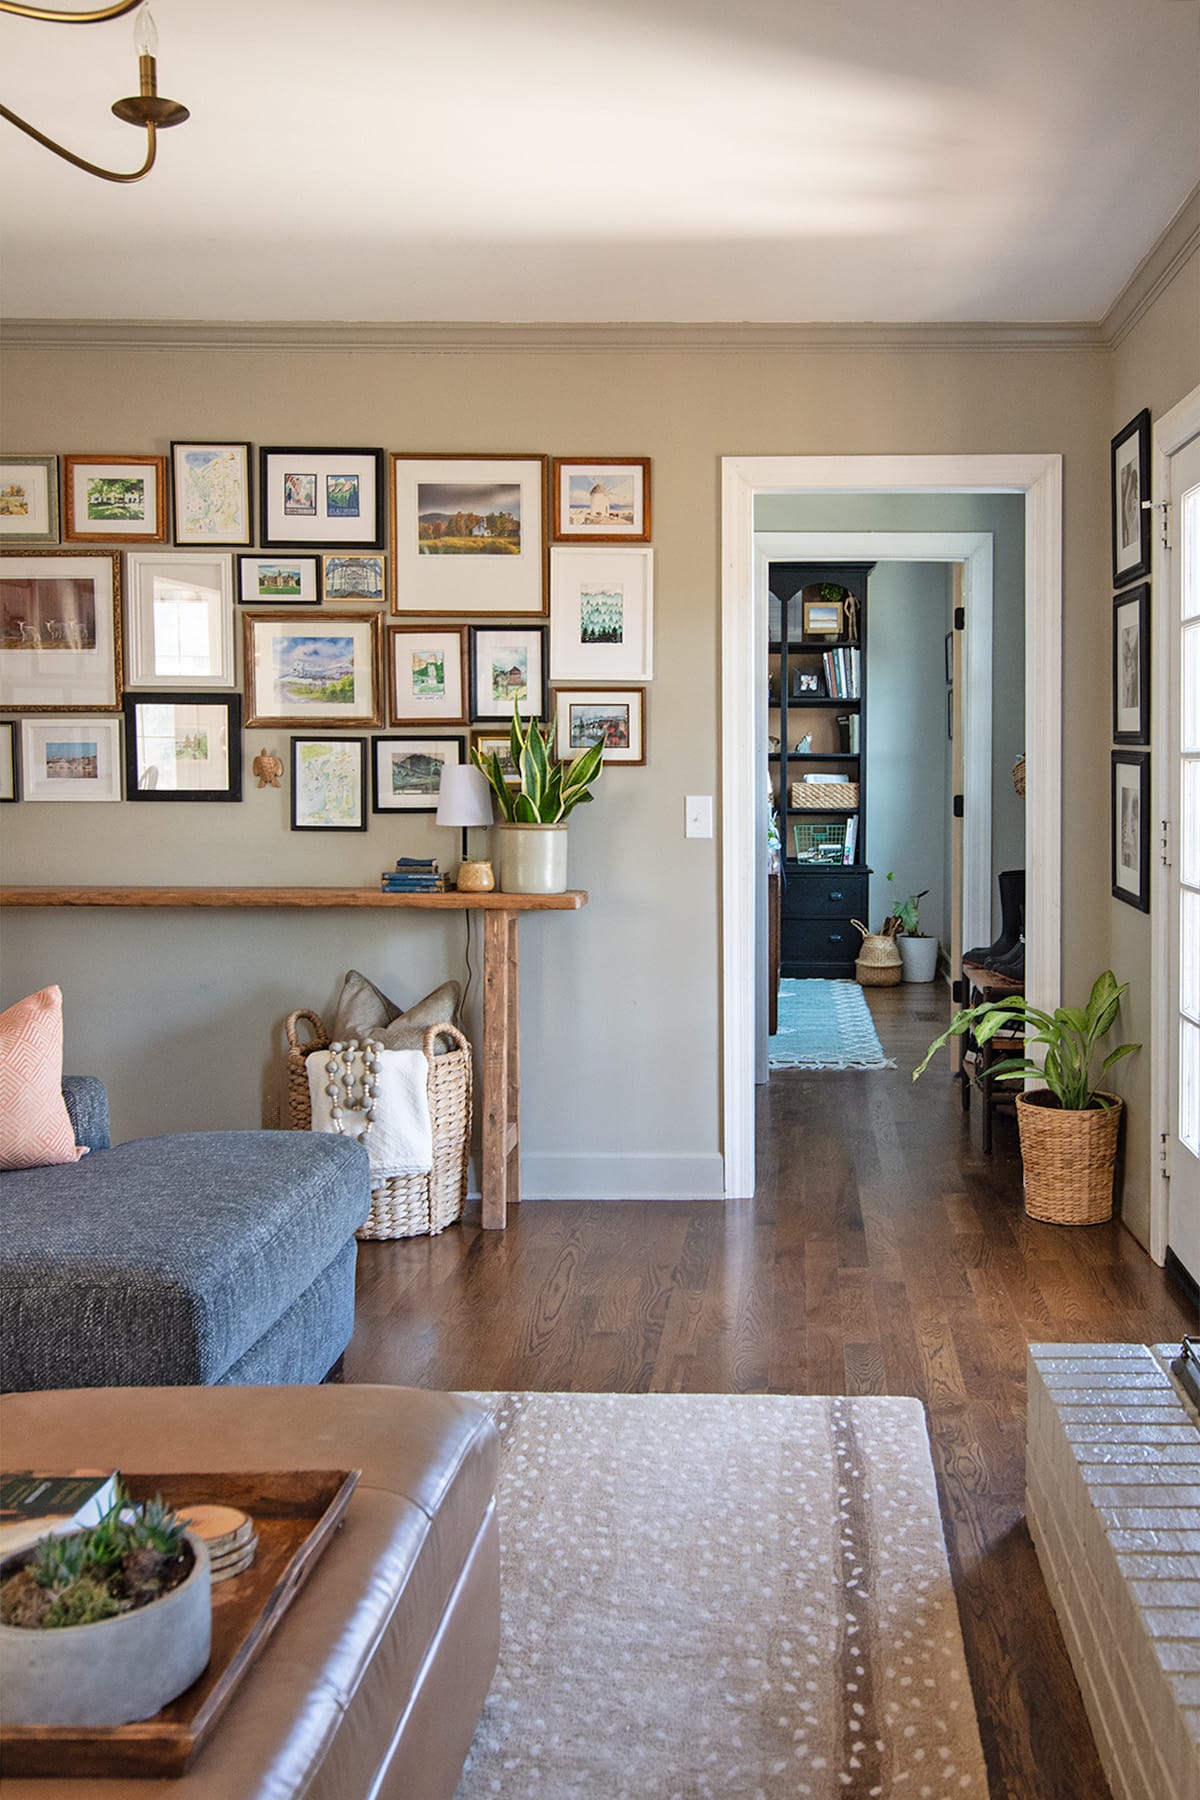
[1111,408,1151,587]
[259,447,386,551]
[1111,749,1150,912]
[468,624,549,722]
[122,692,242,801]
[371,733,465,813]
[290,734,368,831]
[1112,584,1150,745]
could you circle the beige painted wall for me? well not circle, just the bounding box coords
[0,318,1188,1207]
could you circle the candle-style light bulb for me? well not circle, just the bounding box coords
[133,4,159,59]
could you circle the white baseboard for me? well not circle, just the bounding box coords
[467,1152,725,1202]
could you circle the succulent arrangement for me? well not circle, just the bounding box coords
[1,1483,192,1630]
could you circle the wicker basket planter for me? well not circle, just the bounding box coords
[852,918,902,987]
[1015,1089,1122,1224]
[285,1009,472,1240]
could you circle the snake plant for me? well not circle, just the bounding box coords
[471,704,604,824]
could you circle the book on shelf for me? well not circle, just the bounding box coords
[842,816,859,865]
[380,876,448,892]
[0,1470,121,1557]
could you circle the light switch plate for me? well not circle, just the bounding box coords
[685,795,713,838]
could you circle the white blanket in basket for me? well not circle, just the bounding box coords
[306,1046,432,1178]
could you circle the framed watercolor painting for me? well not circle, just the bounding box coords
[123,692,242,800]
[551,457,650,542]
[0,721,16,800]
[170,442,253,546]
[471,729,519,783]
[0,550,122,711]
[0,455,59,544]
[290,735,368,831]
[237,553,320,606]
[548,546,653,682]
[390,453,547,616]
[322,552,385,602]
[1112,584,1150,746]
[1111,409,1151,587]
[553,686,646,764]
[259,447,385,549]
[243,610,382,728]
[124,552,235,690]
[372,734,465,813]
[387,624,467,726]
[63,454,167,544]
[20,716,121,801]
[469,625,547,722]
[1111,749,1150,912]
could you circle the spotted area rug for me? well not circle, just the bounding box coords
[456,1392,987,1799]
[769,977,896,1070]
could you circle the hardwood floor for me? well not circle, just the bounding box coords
[343,982,1196,1800]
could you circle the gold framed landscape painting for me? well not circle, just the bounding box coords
[390,453,547,616]
[551,457,650,542]
[0,549,123,711]
[243,610,382,728]
[63,454,167,543]
[0,455,59,545]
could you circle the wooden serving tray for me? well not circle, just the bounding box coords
[0,1467,360,1780]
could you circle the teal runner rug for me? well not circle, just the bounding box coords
[769,977,895,1070]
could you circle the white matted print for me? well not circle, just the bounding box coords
[469,625,547,722]
[171,442,253,546]
[21,716,121,801]
[63,455,167,543]
[260,448,385,550]
[390,454,547,615]
[553,686,645,764]
[238,554,320,606]
[0,455,59,544]
[0,551,122,711]
[125,553,235,690]
[372,734,464,813]
[552,457,650,541]
[244,610,382,728]
[549,546,653,681]
[388,625,467,725]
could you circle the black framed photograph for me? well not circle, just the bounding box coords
[237,553,320,606]
[123,693,242,801]
[1111,749,1150,912]
[1112,584,1150,745]
[290,734,368,831]
[371,734,465,813]
[1111,408,1151,587]
[0,720,17,800]
[260,448,385,551]
[469,624,548,722]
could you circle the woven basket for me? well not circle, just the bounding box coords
[284,1009,472,1240]
[851,918,902,987]
[791,781,860,810]
[1013,753,1026,798]
[1015,1090,1121,1225]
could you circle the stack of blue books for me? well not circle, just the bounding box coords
[381,856,447,894]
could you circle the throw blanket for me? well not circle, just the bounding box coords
[306,1045,432,1178]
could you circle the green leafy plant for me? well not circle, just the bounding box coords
[886,874,929,936]
[2,1482,193,1630]
[471,703,604,824]
[913,969,1140,1110]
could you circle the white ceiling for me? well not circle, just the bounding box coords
[0,0,1197,325]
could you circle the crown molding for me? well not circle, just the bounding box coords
[1102,183,1200,347]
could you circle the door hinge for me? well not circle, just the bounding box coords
[1161,817,1172,868]
[953,794,964,818]
[954,606,965,631]
[1160,1132,1171,1178]
[1142,497,1172,552]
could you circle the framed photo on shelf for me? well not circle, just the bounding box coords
[20,715,121,801]
[62,454,167,543]
[259,447,385,550]
[243,610,382,728]
[1111,749,1150,912]
[0,550,122,711]
[802,596,843,637]
[387,624,467,725]
[124,552,235,690]
[372,734,465,813]
[469,624,547,722]
[390,452,547,616]
[0,721,17,800]
[237,553,320,606]
[551,457,650,542]
[792,668,823,698]
[170,442,253,546]
[553,686,645,765]
[322,552,385,602]
[1111,408,1151,587]
[548,545,653,681]
[123,692,242,801]
[290,734,368,831]
[1112,584,1150,745]
[0,455,59,544]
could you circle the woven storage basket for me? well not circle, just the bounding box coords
[1015,1090,1121,1225]
[791,781,860,810]
[284,1009,472,1240]
[851,918,902,987]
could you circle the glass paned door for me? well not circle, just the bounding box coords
[1169,434,1200,1278]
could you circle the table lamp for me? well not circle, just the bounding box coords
[436,763,495,890]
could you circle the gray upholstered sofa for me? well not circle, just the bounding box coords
[0,1077,370,1393]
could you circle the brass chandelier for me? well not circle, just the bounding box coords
[0,0,188,183]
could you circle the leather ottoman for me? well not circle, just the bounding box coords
[0,1384,500,1800]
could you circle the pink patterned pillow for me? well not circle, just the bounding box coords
[0,986,87,1170]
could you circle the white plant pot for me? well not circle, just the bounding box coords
[898,935,940,983]
[0,1530,211,1726]
[495,822,569,894]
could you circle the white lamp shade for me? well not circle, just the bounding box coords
[436,762,494,828]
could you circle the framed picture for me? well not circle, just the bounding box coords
[553,686,646,765]
[390,453,547,616]
[124,552,235,690]
[170,442,253,546]
[0,721,17,800]
[469,625,547,722]
[0,454,59,544]
[551,457,651,542]
[792,668,823,698]
[290,734,368,831]
[123,692,242,800]
[322,552,385,602]
[1111,409,1151,587]
[63,454,167,543]
[259,448,385,550]
[802,597,843,637]
[20,716,121,801]
[372,734,465,813]
[1112,749,1150,912]
[548,546,653,681]
[1112,584,1150,745]
[471,729,519,783]
[243,610,382,728]
[237,553,320,606]
[387,624,468,725]
[0,550,122,711]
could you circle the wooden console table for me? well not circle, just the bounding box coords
[0,886,588,1230]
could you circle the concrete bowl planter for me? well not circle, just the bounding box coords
[0,1529,211,1726]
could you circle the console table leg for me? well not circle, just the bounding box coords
[506,914,520,1208]
[482,911,514,1229]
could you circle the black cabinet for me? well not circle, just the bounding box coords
[779,866,870,978]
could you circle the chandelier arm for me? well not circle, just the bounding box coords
[0,102,155,180]
[0,2,142,21]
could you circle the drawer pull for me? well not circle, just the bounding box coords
[829,932,843,943]
[828,890,843,902]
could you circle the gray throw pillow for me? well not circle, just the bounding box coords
[331,970,461,1051]
[375,980,462,1051]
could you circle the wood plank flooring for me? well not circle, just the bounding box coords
[343,982,1197,1800]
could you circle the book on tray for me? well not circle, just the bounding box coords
[0,1470,122,1556]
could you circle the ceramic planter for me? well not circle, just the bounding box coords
[0,1530,211,1726]
[495,822,568,894]
[1015,1090,1123,1225]
[898,935,940,983]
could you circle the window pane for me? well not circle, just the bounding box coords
[1184,620,1200,754]
[1183,889,1200,1024]
[1184,485,1200,623]
[1181,1017,1199,1158]
[1184,761,1200,891]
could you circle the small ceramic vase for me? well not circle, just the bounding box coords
[456,859,496,893]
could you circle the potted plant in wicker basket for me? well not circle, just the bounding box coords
[913,970,1140,1223]
[471,704,604,894]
